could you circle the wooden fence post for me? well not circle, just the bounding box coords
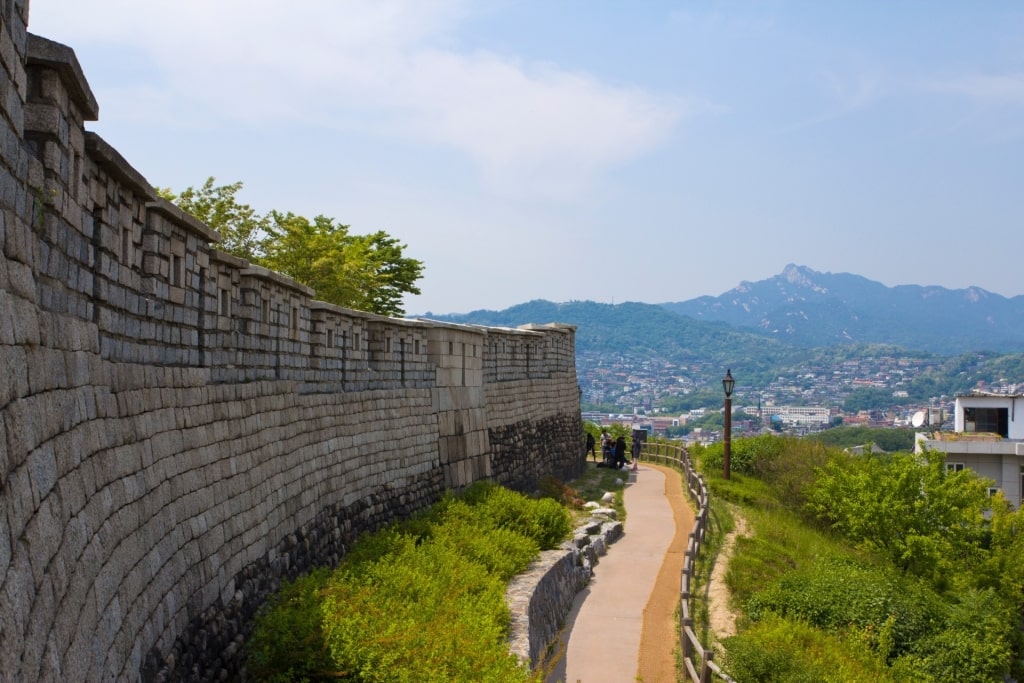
[682,616,694,659]
[700,649,715,683]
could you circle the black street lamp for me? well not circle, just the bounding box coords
[722,369,734,480]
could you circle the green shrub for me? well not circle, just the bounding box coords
[320,537,530,683]
[246,482,568,681]
[745,555,944,660]
[891,589,1017,683]
[246,568,335,682]
[722,613,892,683]
[475,484,571,550]
[707,436,1023,683]
[698,434,786,477]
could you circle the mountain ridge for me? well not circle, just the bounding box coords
[422,264,1024,356]
[658,264,1024,354]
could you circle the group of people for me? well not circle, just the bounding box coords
[584,428,637,470]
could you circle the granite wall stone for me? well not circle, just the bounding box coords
[0,19,584,683]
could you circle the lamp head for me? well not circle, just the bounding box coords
[722,369,735,398]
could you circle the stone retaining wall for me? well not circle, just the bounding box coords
[0,12,584,682]
[506,517,624,669]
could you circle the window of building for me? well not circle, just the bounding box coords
[963,407,1008,437]
[988,487,1000,497]
[946,462,965,473]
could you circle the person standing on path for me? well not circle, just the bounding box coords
[600,428,612,464]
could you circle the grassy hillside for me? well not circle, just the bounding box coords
[690,435,1024,682]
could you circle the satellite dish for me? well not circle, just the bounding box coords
[911,411,926,428]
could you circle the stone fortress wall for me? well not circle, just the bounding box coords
[0,6,584,681]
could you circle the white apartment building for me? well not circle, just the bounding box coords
[915,391,1024,508]
[752,405,832,426]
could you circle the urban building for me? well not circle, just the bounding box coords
[915,391,1024,508]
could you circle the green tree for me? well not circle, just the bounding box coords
[808,426,915,452]
[161,178,424,316]
[842,386,899,412]
[158,177,266,261]
[806,450,991,584]
[262,212,423,317]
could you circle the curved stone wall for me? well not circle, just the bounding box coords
[0,13,584,682]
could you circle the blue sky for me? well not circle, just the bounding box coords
[28,1,1024,315]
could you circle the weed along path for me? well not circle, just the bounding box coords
[546,463,694,683]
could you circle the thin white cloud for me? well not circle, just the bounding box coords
[817,68,885,110]
[929,73,1024,105]
[779,68,888,134]
[400,52,682,198]
[28,0,683,200]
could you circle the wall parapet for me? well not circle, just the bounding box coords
[1,23,584,683]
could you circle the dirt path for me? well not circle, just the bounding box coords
[707,513,746,639]
[636,465,696,682]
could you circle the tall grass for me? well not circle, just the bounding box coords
[246,480,572,682]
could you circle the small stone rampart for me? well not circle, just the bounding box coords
[0,13,584,683]
[506,517,624,668]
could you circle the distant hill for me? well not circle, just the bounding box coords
[420,286,1024,402]
[659,264,1024,354]
[422,299,804,376]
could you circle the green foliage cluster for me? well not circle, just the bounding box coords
[582,420,632,442]
[841,385,904,412]
[698,434,787,478]
[806,450,993,582]
[909,352,1024,400]
[246,481,570,682]
[695,435,1024,683]
[807,426,916,452]
[723,613,893,683]
[159,178,424,316]
[745,556,944,661]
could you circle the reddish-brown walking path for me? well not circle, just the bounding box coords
[545,463,695,683]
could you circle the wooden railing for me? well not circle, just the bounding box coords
[640,442,737,683]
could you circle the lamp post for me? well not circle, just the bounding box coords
[722,369,734,480]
